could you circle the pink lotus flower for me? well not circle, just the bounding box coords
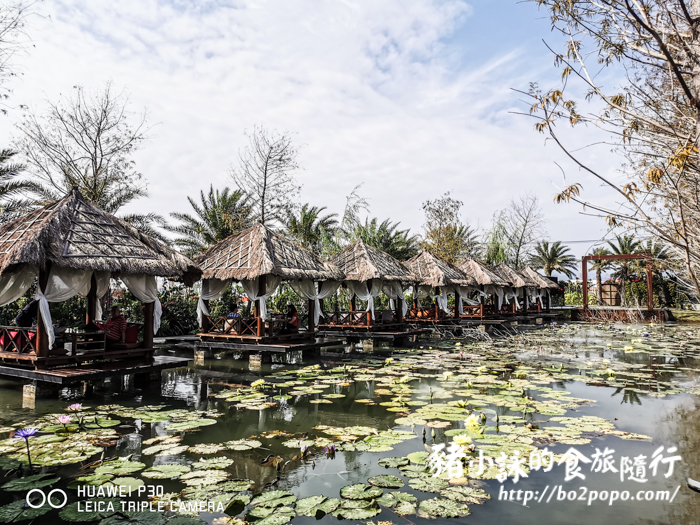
[68,403,82,411]
[56,415,72,430]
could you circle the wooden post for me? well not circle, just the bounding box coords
[350,294,356,312]
[582,258,589,310]
[201,280,210,334]
[308,298,315,333]
[395,297,402,323]
[143,301,154,349]
[434,288,440,320]
[646,258,653,311]
[35,266,51,358]
[255,276,266,337]
[86,273,97,324]
[454,291,460,319]
[479,304,483,319]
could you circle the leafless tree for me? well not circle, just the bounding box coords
[0,1,32,112]
[498,194,546,269]
[230,125,301,227]
[521,0,700,297]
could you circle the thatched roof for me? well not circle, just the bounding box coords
[459,258,509,287]
[404,251,476,288]
[491,263,538,288]
[522,266,560,289]
[0,189,201,284]
[197,222,343,282]
[331,239,413,282]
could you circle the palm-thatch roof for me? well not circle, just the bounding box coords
[331,239,413,282]
[491,263,538,288]
[522,266,559,289]
[404,251,476,288]
[459,258,509,287]
[197,222,343,282]
[0,189,201,284]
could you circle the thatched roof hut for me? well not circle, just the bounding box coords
[522,266,559,289]
[491,263,538,289]
[459,258,509,287]
[404,251,476,288]
[331,239,413,282]
[197,223,343,282]
[0,189,200,284]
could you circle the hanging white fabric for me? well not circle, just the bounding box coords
[415,285,432,300]
[503,286,520,310]
[382,281,408,317]
[0,265,37,306]
[484,285,504,310]
[93,271,110,321]
[458,286,481,308]
[121,274,162,335]
[36,267,93,347]
[347,280,383,320]
[434,288,451,315]
[241,276,282,321]
[290,280,341,326]
[196,278,231,327]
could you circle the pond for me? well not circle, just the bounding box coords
[0,323,700,525]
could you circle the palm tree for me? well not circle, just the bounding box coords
[607,235,642,307]
[164,185,252,256]
[530,241,577,277]
[589,247,612,305]
[0,149,32,223]
[352,218,419,261]
[285,204,338,254]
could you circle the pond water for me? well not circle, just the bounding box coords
[1,323,700,525]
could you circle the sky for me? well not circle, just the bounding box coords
[0,0,629,263]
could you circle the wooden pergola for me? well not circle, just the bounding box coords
[581,253,653,310]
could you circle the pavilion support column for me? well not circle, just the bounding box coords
[582,258,589,310]
[86,274,97,325]
[202,299,210,333]
[350,294,356,313]
[647,259,653,311]
[35,265,51,358]
[255,276,266,337]
[395,297,402,323]
[143,302,154,349]
[454,291,460,319]
[308,298,315,333]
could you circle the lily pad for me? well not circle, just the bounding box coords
[2,473,60,492]
[418,497,471,518]
[295,496,340,517]
[408,477,450,492]
[339,484,383,500]
[142,464,191,479]
[250,491,297,508]
[377,457,409,468]
[368,475,404,488]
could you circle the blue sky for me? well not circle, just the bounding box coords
[1,0,625,264]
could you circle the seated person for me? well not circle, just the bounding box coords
[14,300,38,328]
[281,305,299,334]
[381,310,393,323]
[227,304,241,318]
[104,306,127,346]
[224,303,241,332]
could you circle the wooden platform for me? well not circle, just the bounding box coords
[317,328,428,342]
[0,355,191,385]
[194,338,344,354]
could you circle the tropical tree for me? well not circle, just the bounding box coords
[230,125,301,227]
[483,216,509,266]
[607,235,642,307]
[285,204,338,253]
[530,241,577,278]
[420,192,480,263]
[165,185,252,256]
[0,149,31,222]
[352,218,418,261]
[589,247,612,305]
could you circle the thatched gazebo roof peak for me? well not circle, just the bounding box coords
[491,262,538,288]
[197,222,343,282]
[331,239,413,282]
[522,266,559,289]
[404,250,476,288]
[0,188,200,283]
[459,258,509,287]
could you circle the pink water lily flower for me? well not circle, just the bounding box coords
[68,403,83,411]
[56,415,72,425]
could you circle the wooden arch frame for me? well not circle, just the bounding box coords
[581,253,653,311]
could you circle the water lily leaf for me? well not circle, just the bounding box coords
[83,419,121,429]
[295,496,340,517]
[376,491,417,508]
[192,457,233,470]
[179,470,229,486]
[166,518,208,525]
[98,511,165,524]
[0,498,53,523]
[368,475,404,488]
[142,464,191,479]
[332,507,381,520]
[250,491,297,508]
[408,477,450,492]
[255,508,295,525]
[440,486,491,504]
[95,459,146,476]
[59,499,120,522]
[339,484,383,500]
[281,439,314,449]
[418,497,470,518]
[166,419,217,431]
[186,444,225,454]
[72,474,114,486]
[224,439,262,451]
[406,451,429,464]
[394,501,417,516]
[377,457,409,468]
[109,477,144,491]
[2,473,60,491]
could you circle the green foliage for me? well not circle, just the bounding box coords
[420,192,479,263]
[285,204,338,254]
[352,217,418,261]
[531,240,577,278]
[0,149,32,223]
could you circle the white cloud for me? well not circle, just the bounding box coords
[1,0,618,259]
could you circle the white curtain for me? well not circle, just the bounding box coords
[121,274,162,335]
[290,280,341,326]
[0,265,36,306]
[78,271,111,321]
[36,267,93,347]
[196,278,231,327]
[415,285,433,299]
[241,276,282,321]
[504,286,520,310]
[382,281,408,317]
[458,286,481,308]
[347,280,383,320]
[485,285,504,310]
[435,288,451,315]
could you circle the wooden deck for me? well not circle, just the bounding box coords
[317,328,428,342]
[194,338,344,354]
[0,355,190,385]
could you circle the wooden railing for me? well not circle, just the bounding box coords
[405,307,438,320]
[204,316,290,338]
[460,305,484,318]
[323,311,372,327]
[0,326,37,354]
